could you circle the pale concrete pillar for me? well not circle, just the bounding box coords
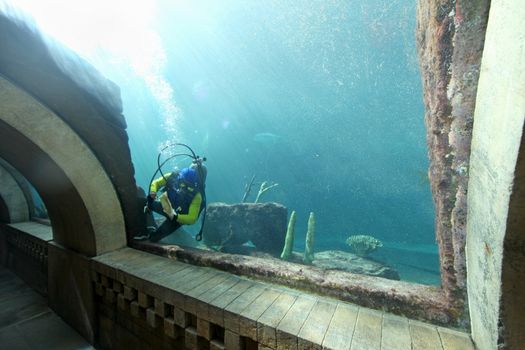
[466,0,525,349]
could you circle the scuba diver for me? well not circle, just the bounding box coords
[134,143,207,242]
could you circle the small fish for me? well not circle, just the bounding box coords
[253,132,282,145]
[416,170,430,186]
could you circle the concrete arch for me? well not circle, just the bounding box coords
[0,11,143,256]
[0,75,126,255]
[0,159,30,223]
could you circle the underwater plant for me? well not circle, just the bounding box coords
[280,210,297,260]
[345,235,383,257]
[303,212,316,264]
[241,175,279,203]
[254,181,279,203]
[241,174,257,203]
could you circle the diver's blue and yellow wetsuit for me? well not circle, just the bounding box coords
[146,171,203,242]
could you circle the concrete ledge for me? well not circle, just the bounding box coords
[92,248,474,349]
[0,222,51,295]
[132,241,457,328]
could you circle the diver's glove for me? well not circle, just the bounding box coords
[145,192,156,211]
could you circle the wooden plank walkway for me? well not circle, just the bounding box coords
[93,248,475,350]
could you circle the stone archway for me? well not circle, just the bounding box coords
[0,75,126,255]
[0,12,143,341]
[0,13,142,255]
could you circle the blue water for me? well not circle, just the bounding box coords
[20,0,440,284]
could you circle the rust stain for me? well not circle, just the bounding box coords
[455,0,464,25]
[484,242,492,256]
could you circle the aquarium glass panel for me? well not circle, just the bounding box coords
[16,0,440,285]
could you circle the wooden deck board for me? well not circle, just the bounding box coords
[118,261,191,299]
[276,295,317,350]
[208,279,254,326]
[156,265,199,289]
[176,270,219,294]
[120,256,168,279]
[257,292,298,349]
[195,275,241,320]
[298,299,338,350]
[410,320,443,350]
[146,265,198,302]
[94,249,161,280]
[350,308,382,350]
[106,250,163,271]
[438,327,475,350]
[150,263,195,287]
[238,288,282,340]
[224,284,267,333]
[184,272,230,314]
[142,264,193,294]
[322,302,359,350]
[160,269,219,309]
[381,313,411,350]
[146,261,191,283]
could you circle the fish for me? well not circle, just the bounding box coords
[253,132,282,146]
[416,170,430,186]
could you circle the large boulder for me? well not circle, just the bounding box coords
[247,249,400,281]
[202,202,287,256]
[311,250,400,280]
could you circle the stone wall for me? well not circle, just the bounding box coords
[92,249,248,350]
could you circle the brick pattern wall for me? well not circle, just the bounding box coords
[1,224,49,295]
[92,270,258,350]
[7,229,47,271]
